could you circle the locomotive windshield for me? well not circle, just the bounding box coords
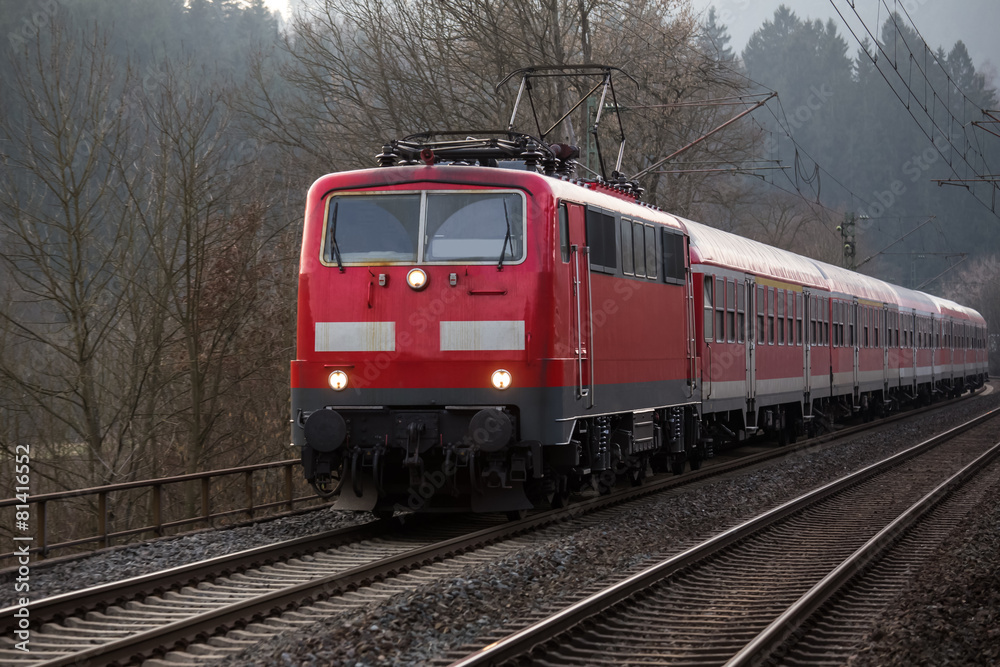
[325,194,421,263]
[324,190,524,265]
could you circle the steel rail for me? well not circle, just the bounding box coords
[445,405,1000,667]
[0,519,392,635]
[725,436,1000,666]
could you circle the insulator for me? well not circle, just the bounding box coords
[375,144,398,167]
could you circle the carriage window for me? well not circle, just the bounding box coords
[621,219,634,275]
[737,284,746,343]
[716,277,725,343]
[777,289,785,345]
[703,275,714,342]
[824,300,829,346]
[843,304,848,347]
[811,304,817,345]
[787,292,795,346]
[586,208,617,273]
[758,286,766,344]
[832,302,838,347]
[825,300,831,346]
[727,280,736,343]
[833,301,846,347]
[768,288,775,345]
[820,299,826,346]
[645,225,658,280]
[325,193,420,263]
[425,192,524,261]
[633,222,646,278]
[850,305,855,347]
[796,293,803,345]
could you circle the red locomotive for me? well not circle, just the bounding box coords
[289,129,987,517]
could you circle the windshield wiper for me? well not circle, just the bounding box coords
[497,199,512,271]
[329,201,345,273]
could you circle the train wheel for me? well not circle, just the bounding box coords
[777,427,788,447]
[551,491,571,508]
[506,509,527,521]
[670,454,686,475]
[597,470,616,495]
[689,454,703,471]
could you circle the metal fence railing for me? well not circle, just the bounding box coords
[0,459,326,565]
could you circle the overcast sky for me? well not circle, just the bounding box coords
[689,0,1000,87]
[264,0,1000,88]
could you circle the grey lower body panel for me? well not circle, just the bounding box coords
[291,378,694,447]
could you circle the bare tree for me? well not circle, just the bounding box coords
[132,63,295,507]
[242,0,756,206]
[0,22,152,491]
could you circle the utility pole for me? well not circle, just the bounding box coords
[837,213,857,271]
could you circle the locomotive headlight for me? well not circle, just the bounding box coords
[406,268,428,291]
[491,369,512,390]
[328,370,349,391]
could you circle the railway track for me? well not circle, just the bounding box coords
[0,391,990,666]
[444,406,1000,667]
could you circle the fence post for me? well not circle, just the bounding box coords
[37,500,47,559]
[152,484,163,537]
[245,471,254,519]
[201,477,211,526]
[285,464,294,512]
[98,491,108,549]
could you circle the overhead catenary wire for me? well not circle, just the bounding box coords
[828,0,1000,219]
[601,2,884,222]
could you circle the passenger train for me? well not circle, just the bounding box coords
[290,132,988,517]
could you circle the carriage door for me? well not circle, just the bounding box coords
[566,202,594,407]
[745,278,756,403]
[852,298,860,394]
[803,289,812,398]
[882,305,890,390]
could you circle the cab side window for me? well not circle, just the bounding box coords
[586,208,617,273]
